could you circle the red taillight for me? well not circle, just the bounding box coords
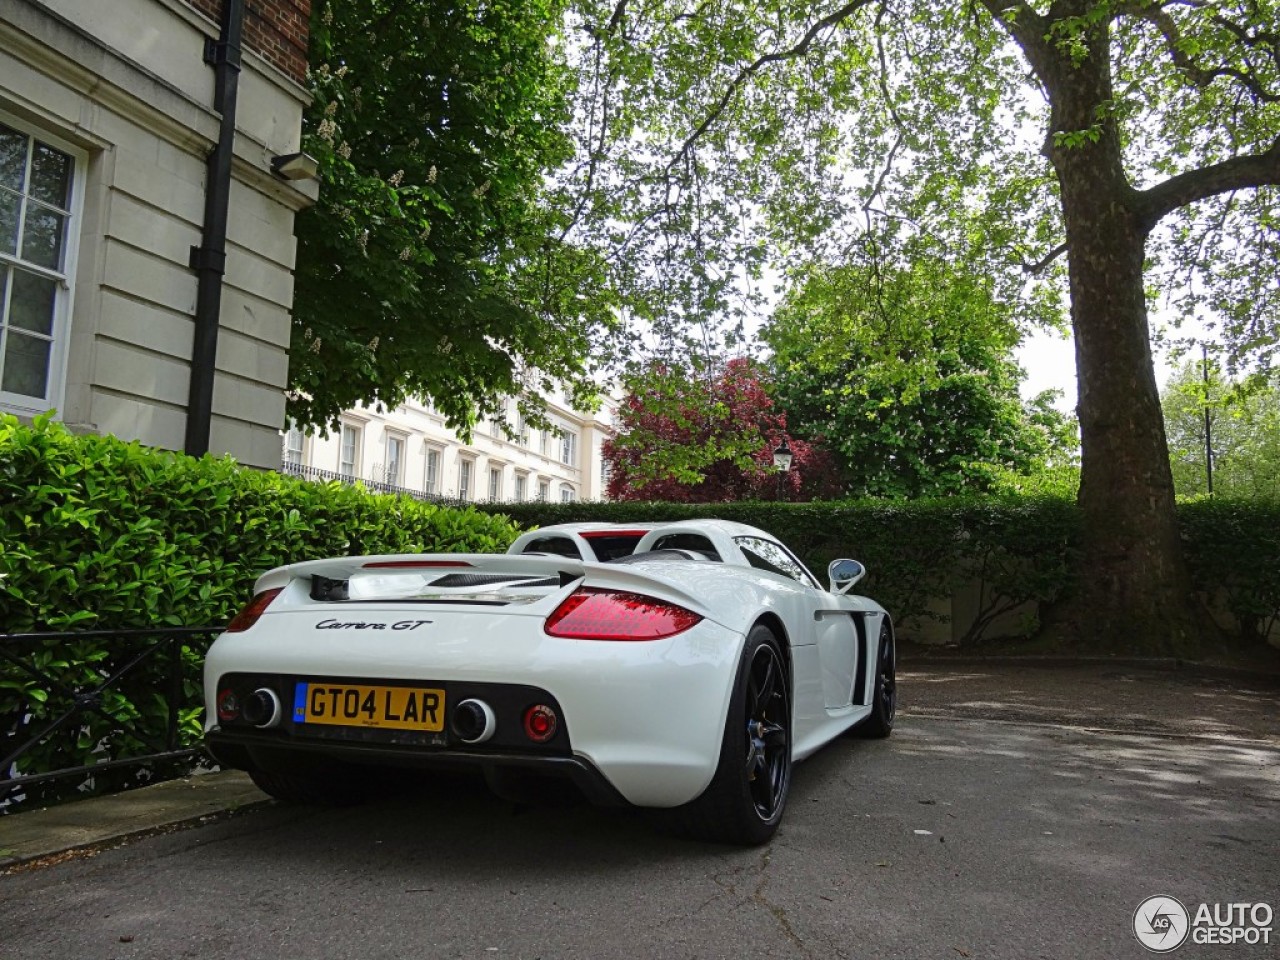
[544,588,702,641]
[225,587,283,633]
[523,704,558,743]
[362,560,474,569]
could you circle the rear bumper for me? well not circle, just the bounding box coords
[204,728,630,807]
[204,617,747,807]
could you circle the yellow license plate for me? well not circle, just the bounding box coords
[294,682,445,731]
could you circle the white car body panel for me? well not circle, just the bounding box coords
[203,521,890,809]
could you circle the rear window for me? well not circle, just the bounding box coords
[579,534,644,562]
[650,533,722,561]
[521,536,582,559]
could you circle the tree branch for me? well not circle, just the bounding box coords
[1122,4,1279,103]
[605,0,629,36]
[1020,241,1069,274]
[977,0,1051,71]
[1137,137,1280,230]
[667,0,878,173]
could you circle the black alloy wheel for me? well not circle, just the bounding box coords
[744,641,790,821]
[663,625,793,845]
[877,624,897,725]
[852,620,896,739]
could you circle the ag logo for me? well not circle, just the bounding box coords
[1134,895,1190,953]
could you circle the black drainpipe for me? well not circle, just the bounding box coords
[185,0,245,457]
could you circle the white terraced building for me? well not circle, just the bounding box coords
[283,392,616,503]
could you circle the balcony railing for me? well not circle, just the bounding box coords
[280,461,477,506]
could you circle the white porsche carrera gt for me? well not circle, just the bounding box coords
[203,519,896,845]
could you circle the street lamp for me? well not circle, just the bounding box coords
[772,438,793,500]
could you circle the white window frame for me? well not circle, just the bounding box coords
[538,479,550,502]
[514,472,528,502]
[488,465,502,501]
[560,428,578,466]
[384,431,406,485]
[0,112,87,417]
[424,446,442,495]
[489,398,508,438]
[339,422,362,478]
[458,457,474,500]
[560,485,576,503]
[282,421,306,466]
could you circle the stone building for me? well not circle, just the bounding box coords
[0,0,314,468]
[285,392,616,504]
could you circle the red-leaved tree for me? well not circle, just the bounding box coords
[604,358,840,502]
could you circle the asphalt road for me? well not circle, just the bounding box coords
[3,713,1277,960]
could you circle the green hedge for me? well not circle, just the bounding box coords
[482,497,1280,645]
[1,414,521,805]
[481,499,1082,639]
[4,412,1276,807]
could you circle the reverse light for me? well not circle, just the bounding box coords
[544,588,702,641]
[216,688,240,722]
[523,704,558,743]
[225,587,283,633]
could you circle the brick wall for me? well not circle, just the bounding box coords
[184,0,310,85]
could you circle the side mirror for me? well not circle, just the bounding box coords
[828,559,866,595]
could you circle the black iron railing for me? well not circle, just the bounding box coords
[0,627,221,809]
[280,461,476,507]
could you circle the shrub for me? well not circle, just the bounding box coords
[482,496,1280,646]
[480,497,1082,635]
[1179,498,1280,643]
[0,414,521,805]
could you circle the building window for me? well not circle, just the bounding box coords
[384,434,404,484]
[539,428,551,458]
[339,423,361,477]
[515,413,529,446]
[424,447,441,494]
[514,473,527,502]
[458,458,473,500]
[488,466,502,501]
[489,399,508,437]
[0,120,80,413]
[283,421,305,466]
[560,485,576,503]
[560,429,578,466]
[538,479,550,502]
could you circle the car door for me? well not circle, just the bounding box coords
[734,536,860,710]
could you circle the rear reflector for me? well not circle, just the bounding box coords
[225,588,283,633]
[523,704,558,743]
[363,560,474,569]
[544,588,702,641]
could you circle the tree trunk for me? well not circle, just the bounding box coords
[1036,9,1201,654]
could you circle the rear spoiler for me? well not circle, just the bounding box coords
[251,553,718,618]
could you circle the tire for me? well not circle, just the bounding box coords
[666,624,792,846]
[247,757,371,806]
[852,620,896,739]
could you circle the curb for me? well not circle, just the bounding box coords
[0,770,269,870]
[899,653,1280,685]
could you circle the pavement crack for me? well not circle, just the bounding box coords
[750,843,812,957]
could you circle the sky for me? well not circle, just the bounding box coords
[1014,312,1210,413]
